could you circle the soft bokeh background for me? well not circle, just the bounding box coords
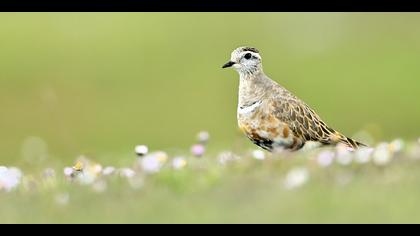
[1,13,420,165]
[2,13,420,224]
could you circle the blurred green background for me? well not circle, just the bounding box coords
[1,13,420,165]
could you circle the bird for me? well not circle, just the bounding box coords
[222,46,366,152]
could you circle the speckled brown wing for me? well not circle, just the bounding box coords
[271,89,365,149]
[272,95,331,144]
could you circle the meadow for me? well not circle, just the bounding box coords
[1,137,420,223]
[1,13,420,223]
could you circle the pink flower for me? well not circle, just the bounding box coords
[317,150,335,167]
[191,144,205,157]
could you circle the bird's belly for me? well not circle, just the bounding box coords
[238,110,295,150]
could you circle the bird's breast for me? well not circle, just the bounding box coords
[237,103,296,149]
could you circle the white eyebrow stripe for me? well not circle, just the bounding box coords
[238,100,262,114]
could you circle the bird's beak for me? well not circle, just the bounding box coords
[222,61,235,68]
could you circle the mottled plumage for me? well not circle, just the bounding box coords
[223,46,365,151]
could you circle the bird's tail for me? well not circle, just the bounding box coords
[331,130,367,149]
[340,136,367,149]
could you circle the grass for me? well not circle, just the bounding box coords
[1,13,420,223]
[1,138,420,223]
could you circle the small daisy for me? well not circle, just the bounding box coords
[102,166,116,176]
[73,160,84,172]
[139,151,168,174]
[389,139,404,153]
[191,144,206,157]
[336,144,353,166]
[197,131,210,144]
[77,172,96,185]
[283,167,309,190]
[0,167,23,192]
[252,149,266,160]
[354,147,374,164]
[67,158,103,185]
[373,143,392,166]
[154,151,169,164]
[63,167,74,178]
[0,166,8,177]
[135,145,149,157]
[141,155,161,174]
[316,150,335,168]
[172,157,187,170]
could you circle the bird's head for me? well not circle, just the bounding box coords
[222,46,263,75]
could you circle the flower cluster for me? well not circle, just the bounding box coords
[0,134,419,195]
[0,166,23,192]
[190,131,210,157]
[314,139,408,169]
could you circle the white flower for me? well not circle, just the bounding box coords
[141,156,160,173]
[73,156,88,171]
[77,172,96,185]
[336,144,353,166]
[284,167,309,190]
[154,151,168,163]
[9,167,22,179]
[172,157,187,170]
[197,131,210,144]
[70,159,103,185]
[0,166,8,175]
[140,152,168,174]
[63,167,74,177]
[102,166,116,176]
[316,150,335,167]
[0,167,23,192]
[373,143,392,166]
[354,147,374,164]
[389,139,404,153]
[252,150,266,160]
[91,164,103,175]
[135,145,149,156]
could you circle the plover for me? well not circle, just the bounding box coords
[222,46,365,151]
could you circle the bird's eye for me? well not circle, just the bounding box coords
[244,53,252,60]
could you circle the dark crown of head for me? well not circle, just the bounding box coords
[241,47,259,53]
